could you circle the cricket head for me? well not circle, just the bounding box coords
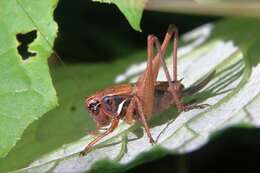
[85,94,128,127]
[85,95,110,127]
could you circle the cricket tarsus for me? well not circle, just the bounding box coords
[81,24,214,156]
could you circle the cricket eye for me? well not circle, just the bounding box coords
[102,96,113,112]
[103,96,112,105]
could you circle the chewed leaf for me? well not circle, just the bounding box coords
[10,18,260,173]
[0,0,58,158]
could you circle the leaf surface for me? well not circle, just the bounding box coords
[93,0,146,31]
[0,0,58,158]
[6,18,260,173]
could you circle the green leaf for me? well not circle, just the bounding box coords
[0,52,144,172]
[0,0,58,158]
[93,0,146,31]
[5,18,260,173]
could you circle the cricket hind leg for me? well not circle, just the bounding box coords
[136,35,158,118]
[153,35,185,112]
[181,103,210,111]
[138,24,177,85]
[133,35,160,144]
[153,34,209,112]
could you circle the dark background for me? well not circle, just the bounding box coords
[52,0,260,172]
[54,0,217,62]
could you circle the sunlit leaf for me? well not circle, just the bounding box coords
[0,0,58,158]
[93,0,146,31]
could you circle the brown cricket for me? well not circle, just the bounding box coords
[81,25,214,156]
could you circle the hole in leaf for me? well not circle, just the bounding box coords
[16,30,37,60]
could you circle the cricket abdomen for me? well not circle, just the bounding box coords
[153,86,173,115]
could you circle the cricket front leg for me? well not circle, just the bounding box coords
[80,118,119,156]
